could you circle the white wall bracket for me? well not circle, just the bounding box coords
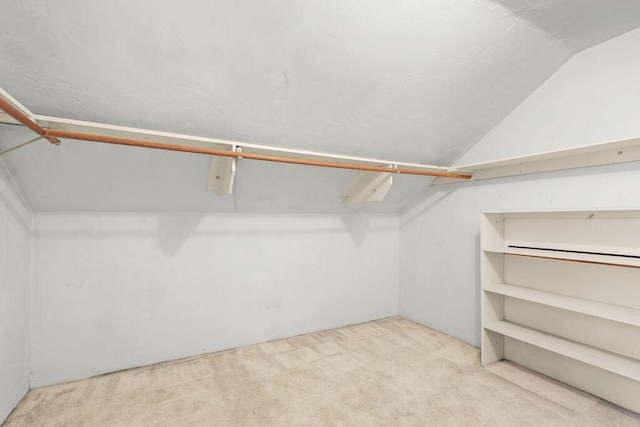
[207,146,237,196]
[342,165,394,204]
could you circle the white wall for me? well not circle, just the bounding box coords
[399,27,640,347]
[0,163,32,424]
[31,212,399,387]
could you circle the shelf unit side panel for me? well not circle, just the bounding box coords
[481,252,506,365]
[481,213,505,251]
[481,213,506,365]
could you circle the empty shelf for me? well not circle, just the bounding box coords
[484,283,640,327]
[484,320,640,381]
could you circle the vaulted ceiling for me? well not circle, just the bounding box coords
[1,0,639,213]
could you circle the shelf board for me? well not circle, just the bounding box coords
[484,283,640,327]
[483,246,640,269]
[432,135,640,185]
[484,320,640,381]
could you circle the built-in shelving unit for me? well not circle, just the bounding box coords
[481,210,640,414]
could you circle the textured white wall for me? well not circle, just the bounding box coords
[399,27,640,346]
[31,212,399,387]
[0,163,31,424]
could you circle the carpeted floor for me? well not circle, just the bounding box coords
[4,316,640,426]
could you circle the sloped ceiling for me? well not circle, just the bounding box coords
[491,0,640,52]
[1,0,639,213]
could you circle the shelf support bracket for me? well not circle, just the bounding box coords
[342,165,394,204]
[207,145,237,196]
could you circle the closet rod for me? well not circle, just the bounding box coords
[507,252,640,270]
[43,129,473,179]
[0,98,60,144]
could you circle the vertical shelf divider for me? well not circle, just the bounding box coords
[480,213,505,366]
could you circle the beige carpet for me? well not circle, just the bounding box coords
[4,316,640,426]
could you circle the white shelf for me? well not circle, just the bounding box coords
[484,283,640,327]
[484,320,640,382]
[483,246,640,269]
[432,135,640,185]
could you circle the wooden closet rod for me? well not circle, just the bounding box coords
[0,98,60,144]
[507,252,640,270]
[43,129,473,179]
